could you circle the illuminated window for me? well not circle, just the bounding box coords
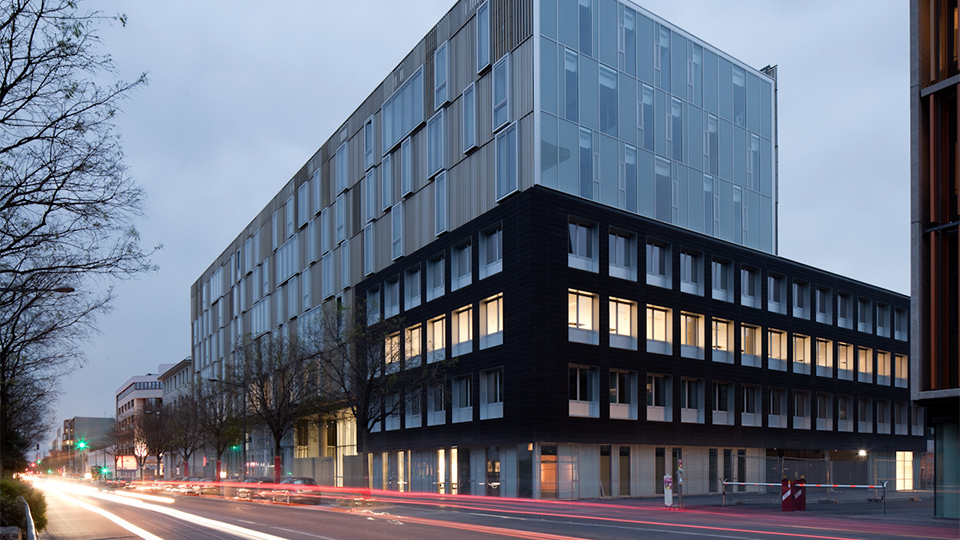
[452,305,473,356]
[894,354,908,388]
[427,316,446,363]
[385,332,400,374]
[838,343,854,380]
[711,318,733,364]
[857,347,873,383]
[740,324,761,367]
[646,305,672,355]
[877,351,892,386]
[568,289,598,344]
[792,334,810,375]
[480,294,503,349]
[680,312,704,359]
[405,325,422,367]
[815,338,833,377]
[609,298,637,350]
[768,329,787,371]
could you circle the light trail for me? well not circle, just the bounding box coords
[49,490,165,540]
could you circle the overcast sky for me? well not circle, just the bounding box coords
[54,0,910,431]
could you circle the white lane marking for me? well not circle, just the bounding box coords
[53,491,165,540]
[270,526,340,540]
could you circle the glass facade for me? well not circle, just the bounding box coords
[538,0,776,253]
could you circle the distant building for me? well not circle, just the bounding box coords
[114,366,171,479]
[909,0,960,519]
[159,358,195,478]
[193,0,924,497]
[60,416,114,475]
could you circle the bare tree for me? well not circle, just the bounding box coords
[165,393,203,479]
[0,0,154,476]
[313,300,450,488]
[140,405,168,480]
[195,378,240,481]
[234,332,327,483]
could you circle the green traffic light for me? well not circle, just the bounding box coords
[76,440,86,449]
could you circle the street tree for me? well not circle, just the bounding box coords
[194,378,240,482]
[234,332,327,483]
[0,0,154,476]
[164,393,203,479]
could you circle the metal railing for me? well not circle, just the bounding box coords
[18,496,37,540]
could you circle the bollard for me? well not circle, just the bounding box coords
[795,477,806,511]
[781,478,794,511]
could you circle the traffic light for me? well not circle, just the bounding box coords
[100,467,109,475]
[76,439,87,450]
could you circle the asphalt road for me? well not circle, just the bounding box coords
[35,480,958,540]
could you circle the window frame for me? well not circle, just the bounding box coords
[492,54,510,131]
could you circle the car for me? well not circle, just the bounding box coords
[236,477,274,500]
[272,477,320,504]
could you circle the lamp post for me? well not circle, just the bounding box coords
[208,378,247,480]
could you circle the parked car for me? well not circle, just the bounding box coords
[272,477,320,504]
[237,477,274,500]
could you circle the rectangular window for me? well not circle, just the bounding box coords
[480,225,503,278]
[480,369,503,420]
[894,308,907,340]
[384,278,400,318]
[712,382,733,425]
[363,224,375,276]
[646,374,671,422]
[285,196,295,238]
[768,388,786,428]
[297,182,309,228]
[404,266,421,311]
[434,41,449,108]
[793,391,811,430]
[793,334,810,374]
[838,343,854,380]
[335,194,346,244]
[741,385,761,427]
[679,378,703,425]
[568,219,598,272]
[877,351,892,386]
[646,241,671,288]
[336,143,348,194]
[311,169,322,216]
[364,168,377,223]
[452,375,473,423]
[426,254,444,301]
[610,370,638,420]
[711,318,733,363]
[476,1,490,72]
[815,338,833,377]
[492,54,510,130]
[391,202,403,260]
[381,153,394,211]
[679,251,703,295]
[894,354,908,388]
[792,280,810,319]
[838,395,854,432]
[364,116,375,170]
[877,400,891,434]
[768,274,785,314]
[321,253,334,299]
[646,304,672,354]
[427,315,446,363]
[405,325,422,368]
[427,110,445,177]
[495,123,518,198]
[434,170,447,236]
[608,230,636,280]
[837,292,853,329]
[427,383,445,426]
[366,287,380,325]
[858,297,873,333]
[858,397,873,433]
[567,366,601,422]
[768,329,787,371]
[452,242,471,291]
[740,323,760,367]
[462,83,477,152]
[740,267,759,308]
[405,389,421,429]
[385,332,401,374]
[876,303,890,337]
[815,286,832,324]
[599,64,617,136]
[401,137,413,196]
[568,289,598,344]
[480,293,504,349]
[452,305,473,356]
[381,66,424,152]
[340,238,351,290]
[609,297,637,350]
[857,347,873,383]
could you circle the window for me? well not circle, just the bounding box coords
[838,395,854,432]
[404,266,421,310]
[793,391,811,430]
[492,54,510,130]
[321,253,334,299]
[815,287,832,324]
[837,292,853,329]
[496,123,518,199]
[837,342,854,379]
[427,110,445,177]
[680,312,704,359]
[764,275,786,316]
[741,267,760,308]
[297,182,309,228]
[427,315,446,363]
[363,224,375,276]
[712,259,733,302]
[401,137,413,196]
[405,389,421,429]
[912,405,924,436]
[462,83,477,152]
[894,402,908,435]
[452,242,472,290]
[712,382,734,425]
[894,354,908,388]
[740,323,761,367]
[877,399,891,434]
[405,325,422,367]
[569,365,599,418]
[452,306,473,356]
[311,169,322,216]
[335,194,346,244]
[568,219,598,272]
[426,254,444,301]
[791,280,810,319]
[768,388,787,428]
[680,378,704,423]
[391,202,403,260]
[335,143,348,194]
[877,351,892,386]
[876,303,891,338]
[364,116,375,170]
[434,171,447,235]
[340,239,350,290]
[480,294,503,349]
[385,393,401,431]
[434,41,448,107]
[857,347,873,383]
[480,368,503,420]
[645,374,671,422]
[610,370,637,420]
[385,332,401,374]
[569,289,599,344]
[364,169,377,223]
[768,329,787,371]
[792,334,810,375]
[427,383,445,426]
[480,225,503,278]
[741,385,761,427]
[476,1,490,72]
[609,298,637,350]
[894,308,907,340]
[381,66,424,152]
[381,153,394,211]
[366,287,380,325]
[608,230,636,280]
[858,297,873,333]
[711,318,733,363]
[384,278,400,318]
[285,196,295,238]
[452,375,473,423]
[815,338,833,377]
[646,241,671,288]
[858,397,873,433]
[646,305,672,355]
[679,251,703,295]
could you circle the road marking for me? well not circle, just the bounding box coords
[270,526,340,540]
[52,491,165,540]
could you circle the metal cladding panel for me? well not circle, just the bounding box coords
[492,0,533,60]
[512,39,535,122]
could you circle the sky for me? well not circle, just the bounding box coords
[53,0,911,431]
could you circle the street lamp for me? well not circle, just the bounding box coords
[208,378,248,480]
